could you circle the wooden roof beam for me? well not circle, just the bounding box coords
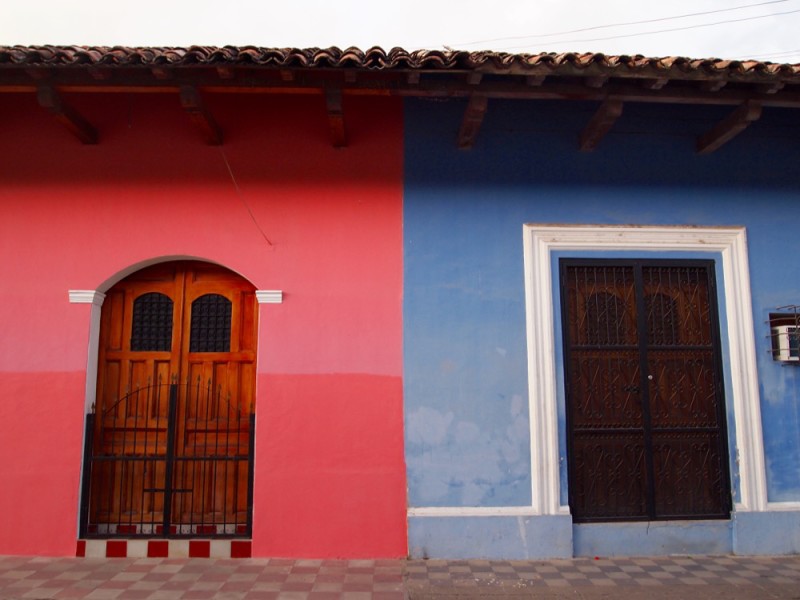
[641,78,668,90]
[37,85,98,144]
[585,76,608,89]
[457,93,488,149]
[179,85,223,145]
[579,98,623,152]
[326,88,347,148]
[216,67,236,80]
[151,68,173,80]
[700,79,727,92]
[757,81,785,94]
[696,99,761,154]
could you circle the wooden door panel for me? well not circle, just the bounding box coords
[570,432,648,520]
[652,432,728,517]
[568,350,643,429]
[89,261,257,533]
[647,352,721,428]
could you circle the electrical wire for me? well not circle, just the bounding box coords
[730,48,800,59]
[492,8,800,51]
[220,148,273,247]
[449,0,795,48]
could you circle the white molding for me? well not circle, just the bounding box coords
[68,290,106,306]
[522,224,768,515]
[766,502,800,512]
[408,506,538,517]
[256,290,283,304]
[408,504,573,517]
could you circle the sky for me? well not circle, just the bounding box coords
[2,0,799,64]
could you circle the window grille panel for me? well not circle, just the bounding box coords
[131,293,173,352]
[190,294,232,352]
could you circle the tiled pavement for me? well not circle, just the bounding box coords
[1,554,799,600]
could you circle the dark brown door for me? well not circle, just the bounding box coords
[88,261,257,535]
[560,260,731,522]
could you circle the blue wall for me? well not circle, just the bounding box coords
[403,97,800,518]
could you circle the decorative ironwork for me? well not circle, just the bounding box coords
[130,293,173,351]
[560,260,731,522]
[190,294,231,352]
[79,381,254,538]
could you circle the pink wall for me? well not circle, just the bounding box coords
[0,91,406,556]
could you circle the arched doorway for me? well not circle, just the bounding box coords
[79,261,258,538]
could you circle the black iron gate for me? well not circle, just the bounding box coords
[560,259,731,522]
[79,380,254,538]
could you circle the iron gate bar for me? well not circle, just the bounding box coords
[634,264,657,519]
[80,381,254,538]
[161,382,178,536]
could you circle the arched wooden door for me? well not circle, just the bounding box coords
[82,261,258,537]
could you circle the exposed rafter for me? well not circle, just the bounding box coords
[585,76,609,89]
[696,100,762,154]
[457,94,488,150]
[179,86,223,145]
[700,80,727,92]
[326,88,347,148]
[579,98,624,152]
[36,85,98,144]
[641,78,668,90]
[3,46,799,151]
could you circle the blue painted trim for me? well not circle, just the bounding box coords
[408,515,573,559]
[573,521,732,557]
[733,511,800,555]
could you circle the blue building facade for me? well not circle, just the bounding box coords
[403,98,800,558]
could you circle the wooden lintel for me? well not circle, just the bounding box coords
[579,98,623,152]
[526,75,546,87]
[179,85,223,145]
[466,72,483,86]
[344,71,357,84]
[325,88,347,148]
[641,78,668,90]
[37,85,98,144]
[151,68,173,81]
[280,69,295,82]
[585,76,608,89]
[696,100,762,154]
[407,72,421,85]
[216,67,236,80]
[700,80,727,92]
[457,94,488,150]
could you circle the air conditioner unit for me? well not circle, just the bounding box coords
[771,325,800,362]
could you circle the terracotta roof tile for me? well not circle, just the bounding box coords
[1,45,799,83]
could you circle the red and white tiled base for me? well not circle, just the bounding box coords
[76,539,252,558]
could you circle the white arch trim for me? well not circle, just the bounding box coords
[523,224,767,515]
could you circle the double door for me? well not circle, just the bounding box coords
[560,259,731,522]
[82,261,257,536]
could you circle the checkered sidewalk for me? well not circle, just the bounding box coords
[405,555,800,596]
[0,555,798,599]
